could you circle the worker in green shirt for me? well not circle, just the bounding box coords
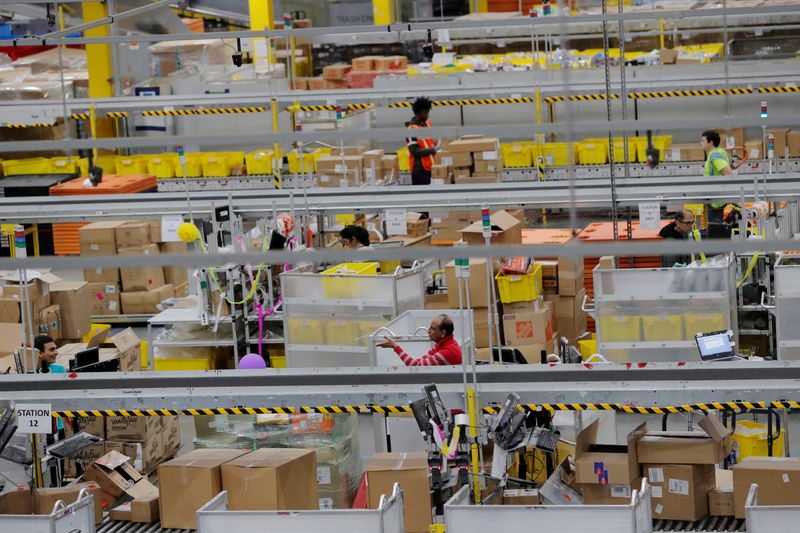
[701,130,733,228]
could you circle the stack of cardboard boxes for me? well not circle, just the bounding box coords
[299,56,407,90]
[316,147,399,188]
[0,270,63,343]
[543,257,587,344]
[84,450,160,522]
[79,220,189,316]
[434,136,503,184]
[105,415,181,475]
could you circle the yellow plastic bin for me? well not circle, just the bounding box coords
[323,319,360,346]
[173,153,204,177]
[286,318,325,345]
[49,156,83,174]
[147,153,179,178]
[501,142,533,168]
[397,146,410,171]
[79,155,118,177]
[684,313,727,339]
[140,340,149,369]
[269,355,286,368]
[154,354,214,371]
[642,315,684,342]
[287,151,315,174]
[115,155,149,174]
[611,137,637,163]
[246,150,275,175]
[577,138,609,165]
[321,262,379,299]
[2,157,52,175]
[495,263,543,303]
[539,142,575,166]
[731,419,785,463]
[578,335,598,359]
[599,315,642,343]
[202,151,244,177]
[82,323,112,343]
[636,135,673,163]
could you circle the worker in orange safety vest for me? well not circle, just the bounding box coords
[405,96,440,185]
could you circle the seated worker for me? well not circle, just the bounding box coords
[340,225,372,249]
[378,314,462,366]
[35,335,65,374]
[658,209,695,267]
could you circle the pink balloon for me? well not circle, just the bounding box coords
[239,353,267,369]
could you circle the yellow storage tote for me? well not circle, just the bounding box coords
[79,155,118,177]
[611,137,637,163]
[731,419,785,463]
[501,142,533,168]
[173,153,204,177]
[2,157,52,175]
[539,143,575,166]
[599,315,642,343]
[246,150,275,175]
[684,312,727,338]
[154,354,214,371]
[286,318,326,345]
[202,151,244,177]
[495,263,543,304]
[578,335,598,359]
[323,319,360,346]
[269,355,286,368]
[49,156,82,174]
[287,151,315,174]
[642,315,684,342]
[115,155,149,174]
[636,135,673,163]
[321,262,379,299]
[397,146,410,171]
[147,153,179,178]
[577,138,609,165]
[81,323,111,343]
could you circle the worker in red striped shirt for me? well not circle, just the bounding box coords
[378,314,462,366]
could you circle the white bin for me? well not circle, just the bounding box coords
[0,487,96,533]
[745,483,800,533]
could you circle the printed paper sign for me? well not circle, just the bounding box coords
[639,202,661,230]
[385,209,407,236]
[161,215,184,242]
[16,404,51,434]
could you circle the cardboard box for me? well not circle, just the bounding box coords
[436,150,472,167]
[322,64,351,80]
[75,416,105,438]
[33,482,104,525]
[86,282,120,316]
[221,449,319,511]
[0,487,32,515]
[644,464,715,521]
[158,449,250,530]
[106,436,163,474]
[745,139,762,160]
[766,128,790,157]
[406,213,430,238]
[118,244,166,292]
[636,414,731,465]
[49,281,92,340]
[708,468,734,516]
[472,307,491,348]
[115,222,154,249]
[84,451,159,501]
[664,143,705,162]
[316,155,363,173]
[0,298,20,323]
[121,284,174,315]
[461,210,522,246]
[80,221,126,282]
[452,167,472,180]
[502,488,540,505]
[732,457,800,518]
[448,137,499,154]
[474,160,502,174]
[307,77,327,90]
[659,48,678,64]
[580,478,640,505]
[35,304,61,339]
[502,305,554,345]
[106,416,161,442]
[366,452,431,533]
[788,130,800,157]
[159,242,189,288]
[381,154,398,170]
[558,256,583,296]
[444,258,490,308]
[2,276,53,313]
[373,55,407,70]
[291,77,309,90]
[160,416,181,457]
[109,494,160,523]
[575,420,646,485]
[352,56,379,71]
[723,127,745,148]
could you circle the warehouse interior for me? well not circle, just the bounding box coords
[0,1,799,532]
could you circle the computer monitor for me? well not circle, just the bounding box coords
[0,407,18,456]
[69,347,99,371]
[696,331,735,361]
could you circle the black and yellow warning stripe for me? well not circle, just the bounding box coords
[72,112,129,120]
[759,86,800,94]
[53,400,800,419]
[142,106,267,117]
[293,103,375,112]
[629,88,753,99]
[2,122,58,128]
[544,94,619,103]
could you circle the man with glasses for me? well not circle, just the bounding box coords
[377,314,462,366]
[659,209,695,267]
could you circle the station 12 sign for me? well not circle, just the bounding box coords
[15,404,52,434]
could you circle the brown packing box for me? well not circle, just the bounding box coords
[80,221,126,282]
[381,154,398,170]
[461,210,522,246]
[474,160,502,174]
[330,145,367,156]
[452,167,472,180]
[118,244,166,292]
[159,242,189,288]
[502,488,540,505]
[84,451,159,501]
[406,212,430,238]
[708,468,734,516]
[424,292,449,310]
[115,222,154,249]
[436,150,472,167]
[366,452,431,533]
[448,137,499,154]
[0,298,20,323]
[2,273,55,313]
[159,449,250,530]
[33,482,104,525]
[0,487,32,515]
[722,127,745,148]
[352,56,379,71]
[374,55,407,70]
[322,64,351,80]
[659,48,678,64]
[444,258,490,308]
[36,304,61,340]
[462,175,500,184]
[109,494,160,523]
[161,416,181,457]
[766,128,790,156]
[575,419,646,485]
[221,449,319,511]
[788,130,800,157]
[431,164,450,180]
[475,336,557,362]
[645,464,715,521]
[502,304,554,345]
[316,155,364,174]
[49,281,93,340]
[86,282,121,316]
[664,144,705,162]
[580,478,641,505]
[732,457,800,518]
[292,77,309,90]
[106,416,161,442]
[636,414,732,465]
[745,140,762,160]
[472,307,491,348]
[106,436,163,474]
[75,416,105,438]
[121,284,174,315]
[558,256,583,296]
[307,77,327,90]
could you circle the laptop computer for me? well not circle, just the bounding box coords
[695,330,745,361]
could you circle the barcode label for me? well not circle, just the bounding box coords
[648,467,664,483]
[669,478,689,496]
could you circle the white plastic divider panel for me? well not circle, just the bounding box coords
[0,488,96,533]
[197,483,404,533]
[593,254,737,362]
[745,483,800,533]
[444,479,653,533]
[774,255,800,360]
[368,309,474,366]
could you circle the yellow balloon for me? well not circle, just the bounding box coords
[178,222,200,243]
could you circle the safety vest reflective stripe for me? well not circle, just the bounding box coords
[706,147,731,208]
[407,121,435,171]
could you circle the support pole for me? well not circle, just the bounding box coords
[83,2,114,137]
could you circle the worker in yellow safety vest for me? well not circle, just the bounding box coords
[405,97,440,185]
[701,130,734,226]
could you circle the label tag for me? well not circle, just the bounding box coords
[652,486,663,499]
[317,466,331,485]
[610,484,631,498]
[161,215,184,242]
[639,202,661,230]
[319,498,334,510]
[783,473,791,483]
[482,150,498,160]
[442,157,453,166]
[16,404,52,434]
[385,209,407,236]
[655,504,664,515]
[648,467,664,484]
[669,478,690,496]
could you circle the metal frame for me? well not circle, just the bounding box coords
[0,487,96,533]
[745,483,800,533]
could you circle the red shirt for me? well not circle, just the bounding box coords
[393,335,462,366]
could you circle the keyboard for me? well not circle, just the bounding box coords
[530,427,560,454]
